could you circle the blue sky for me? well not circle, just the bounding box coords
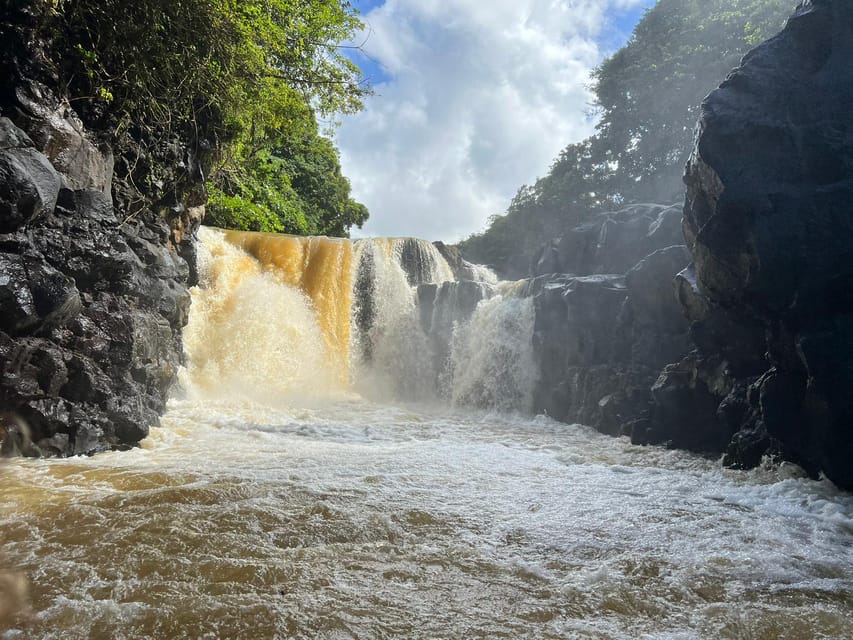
[337,0,657,241]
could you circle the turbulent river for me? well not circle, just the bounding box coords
[2,228,852,639]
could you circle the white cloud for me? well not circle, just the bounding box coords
[336,0,648,242]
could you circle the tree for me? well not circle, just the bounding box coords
[459,0,795,274]
[206,117,369,236]
[42,0,370,235]
[592,0,796,204]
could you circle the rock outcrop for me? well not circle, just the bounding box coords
[530,203,683,278]
[0,9,205,456]
[523,205,691,435]
[643,0,853,489]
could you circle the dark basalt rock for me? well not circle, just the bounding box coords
[648,0,853,488]
[524,209,687,430]
[522,199,691,435]
[0,21,204,457]
[0,252,81,335]
[433,242,466,279]
[526,248,690,435]
[638,353,735,453]
[0,116,34,149]
[435,240,497,283]
[13,82,114,194]
[0,145,61,232]
[531,203,683,278]
[626,246,690,332]
[397,238,443,286]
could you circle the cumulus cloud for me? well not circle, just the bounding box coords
[336,0,649,242]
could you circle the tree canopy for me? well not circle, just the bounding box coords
[41,0,370,236]
[459,0,796,274]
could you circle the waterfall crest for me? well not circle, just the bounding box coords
[181,227,536,410]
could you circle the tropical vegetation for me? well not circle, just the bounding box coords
[459,0,797,273]
[39,0,370,235]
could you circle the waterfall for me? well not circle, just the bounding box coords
[181,227,536,411]
[449,295,538,412]
[180,229,344,404]
[348,237,440,401]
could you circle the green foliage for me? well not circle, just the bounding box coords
[205,186,292,234]
[591,0,795,204]
[460,0,795,274]
[207,121,368,236]
[42,0,370,236]
[274,131,369,236]
[51,0,367,137]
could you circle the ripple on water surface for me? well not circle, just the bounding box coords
[1,399,852,639]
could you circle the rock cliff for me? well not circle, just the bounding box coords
[523,204,691,435]
[0,6,204,455]
[492,1,853,491]
[641,0,853,489]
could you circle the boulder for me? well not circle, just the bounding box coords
[0,146,61,231]
[0,116,34,149]
[15,81,114,194]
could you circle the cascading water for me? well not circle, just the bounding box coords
[180,230,347,403]
[348,237,443,402]
[181,226,532,410]
[449,294,538,412]
[2,228,852,640]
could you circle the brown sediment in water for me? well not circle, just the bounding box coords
[1,433,30,630]
[224,231,355,384]
[0,570,29,629]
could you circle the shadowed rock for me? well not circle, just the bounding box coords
[524,201,691,437]
[650,0,853,488]
[0,28,203,456]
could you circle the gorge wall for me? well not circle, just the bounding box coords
[512,0,853,490]
[523,204,690,437]
[643,0,853,488]
[2,0,850,495]
[0,6,204,455]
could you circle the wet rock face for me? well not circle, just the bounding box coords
[0,136,61,232]
[14,83,114,194]
[0,95,194,456]
[525,203,691,436]
[685,1,853,315]
[650,0,853,488]
[531,203,683,279]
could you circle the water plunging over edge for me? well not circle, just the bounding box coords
[181,227,536,412]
